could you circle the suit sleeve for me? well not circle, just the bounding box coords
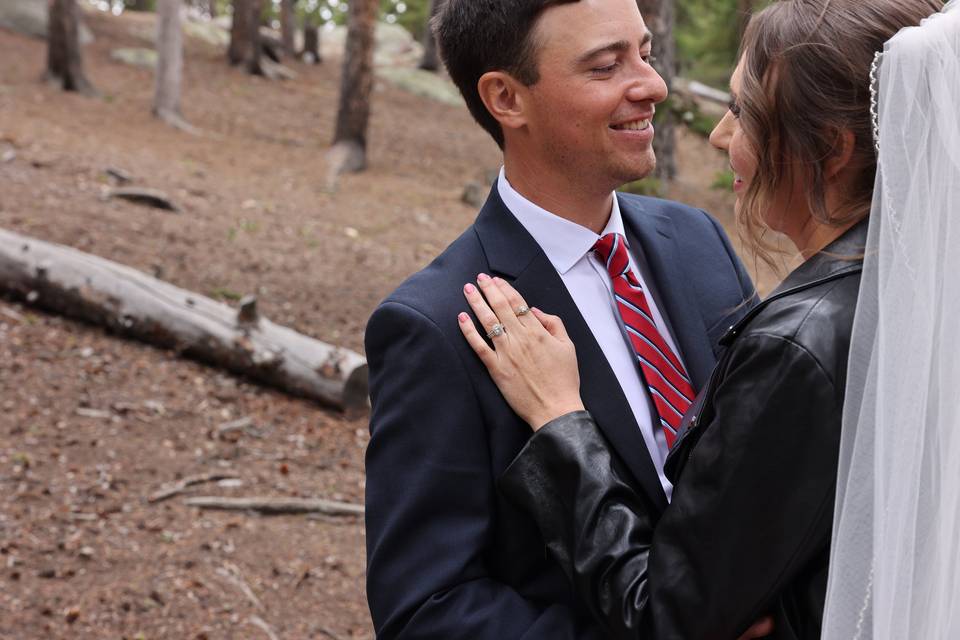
[365,301,602,639]
[499,335,841,640]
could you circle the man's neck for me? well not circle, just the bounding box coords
[503,157,615,235]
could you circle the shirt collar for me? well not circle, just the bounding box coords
[497,167,625,275]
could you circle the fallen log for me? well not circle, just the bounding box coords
[184,496,364,517]
[0,228,368,411]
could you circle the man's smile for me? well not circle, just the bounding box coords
[610,117,652,131]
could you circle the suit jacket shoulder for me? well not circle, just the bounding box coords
[375,223,488,329]
[617,193,720,233]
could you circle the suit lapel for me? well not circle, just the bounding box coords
[618,196,716,390]
[475,187,669,512]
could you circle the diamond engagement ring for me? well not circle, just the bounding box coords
[516,305,530,317]
[486,323,506,338]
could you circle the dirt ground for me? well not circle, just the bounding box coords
[0,9,777,639]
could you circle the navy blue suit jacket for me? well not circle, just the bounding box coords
[364,186,756,639]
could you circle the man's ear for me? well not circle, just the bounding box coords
[825,128,857,180]
[478,71,528,133]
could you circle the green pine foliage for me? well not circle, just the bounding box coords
[676,0,773,88]
[288,0,429,33]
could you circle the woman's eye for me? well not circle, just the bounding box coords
[728,100,742,118]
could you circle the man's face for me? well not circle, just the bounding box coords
[519,0,668,190]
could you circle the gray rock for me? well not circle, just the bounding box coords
[376,67,463,107]
[462,182,486,209]
[110,47,157,70]
[183,17,229,47]
[0,0,94,44]
[322,22,424,68]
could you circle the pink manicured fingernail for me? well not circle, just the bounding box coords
[477,273,491,282]
[464,283,477,294]
[458,312,469,323]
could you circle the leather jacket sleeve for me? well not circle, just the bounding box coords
[499,334,843,640]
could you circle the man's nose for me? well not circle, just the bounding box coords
[625,60,669,105]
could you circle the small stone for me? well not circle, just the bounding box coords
[64,606,80,624]
[462,181,486,208]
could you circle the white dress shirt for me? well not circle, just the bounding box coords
[498,168,683,499]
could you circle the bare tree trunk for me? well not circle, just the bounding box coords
[637,0,676,181]
[418,0,442,72]
[246,0,265,75]
[228,0,252,65]
[280,0,296,58]
[302,16,321,64]
[208,0,217,18]
[228,0,265,75]
[127,0,153,11]
[154,0,189,128]
[329,0,376,175]
[46,0,96,95]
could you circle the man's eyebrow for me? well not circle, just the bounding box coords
[574,30,654,67]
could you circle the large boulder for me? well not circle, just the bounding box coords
[322,22,424,68]
[183,16,230,48]
[110,47,157,69]
[375,67,463,107]
[0,0,94,44]
[321,22,464,106]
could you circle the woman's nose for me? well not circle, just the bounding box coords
[710,112,734,151]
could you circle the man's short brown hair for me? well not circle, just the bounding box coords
[433,0,579,149]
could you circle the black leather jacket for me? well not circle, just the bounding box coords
[499,221,867,640]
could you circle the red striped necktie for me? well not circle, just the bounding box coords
[593,233,694,448]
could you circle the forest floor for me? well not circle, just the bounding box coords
[0,9,780,640]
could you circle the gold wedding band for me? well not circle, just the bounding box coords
[516,305,530,317]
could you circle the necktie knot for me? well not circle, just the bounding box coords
[593,233,630,279]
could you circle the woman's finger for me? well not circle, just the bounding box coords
[492,277,538,328]
[458,312,498,368]
[532,308,570,341]
[463,282,504,337]
[476,273,524,332]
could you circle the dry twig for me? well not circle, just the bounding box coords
[248,615,280,640]
[148,472,240,504]
[215,562,264,611]
[184,496,364,517]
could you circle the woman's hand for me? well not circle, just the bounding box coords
[458,274,585,431]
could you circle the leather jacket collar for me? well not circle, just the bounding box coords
[720,218,868,347]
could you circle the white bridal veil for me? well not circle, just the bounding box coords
[821,2,960,638]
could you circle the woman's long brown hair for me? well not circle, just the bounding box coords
[735,0,943,272]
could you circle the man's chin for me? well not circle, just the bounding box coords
[615,158,658,189]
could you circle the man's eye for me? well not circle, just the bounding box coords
[642,55,658,65]
[592,63,618,74]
